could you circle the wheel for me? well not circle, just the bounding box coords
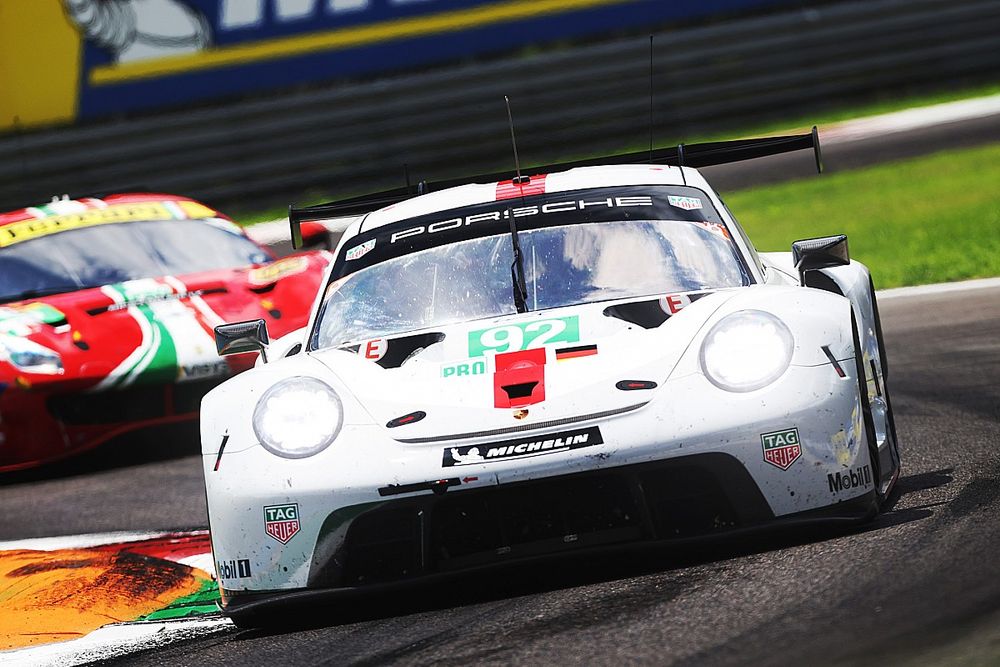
[868,281,902,480]
[852,309,895,509]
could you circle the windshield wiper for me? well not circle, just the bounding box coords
[507,207,529,313]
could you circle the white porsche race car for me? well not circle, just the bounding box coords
[203,132,901,626]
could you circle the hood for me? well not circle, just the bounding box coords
[0,254,328,391]
[311,290,738,442]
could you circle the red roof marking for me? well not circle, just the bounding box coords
[495,174,547,200]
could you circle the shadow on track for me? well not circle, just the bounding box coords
[230,497,938,638]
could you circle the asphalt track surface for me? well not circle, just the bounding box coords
[2,122,999,665]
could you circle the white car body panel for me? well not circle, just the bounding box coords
[202,163,897,606]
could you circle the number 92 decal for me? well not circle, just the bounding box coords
[468,316,580,357]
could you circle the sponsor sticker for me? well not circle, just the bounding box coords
[828,464,872,493]
[442,359,487,378]
[216,558,252,580]
[469,316,579,357]
[658,293,693,315]
[247,256,309,287]
[263,503,300,544]
[761,428,801,470]
[389,197,654,244]
[668,195,703,211]
[555,344,598,361]
[361,338,388,361]
[345,238,376,261]
[442,426,603,467]
[693,220,731,239]
[180,360,230,381]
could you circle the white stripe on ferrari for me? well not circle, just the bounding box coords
[120,314,161,387]
[158,275,227,378]
[162,275,226,330]
[94,286,154,390]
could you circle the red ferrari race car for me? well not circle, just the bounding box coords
[0,193,331,472]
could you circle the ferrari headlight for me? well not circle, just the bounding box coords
[700,310,793,392]
[0,336,64,375]
[252,377,343,458]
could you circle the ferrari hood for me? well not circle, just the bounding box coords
[0,255,327,390]
[311,290,738,441]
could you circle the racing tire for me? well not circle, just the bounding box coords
[868,280,902,481]
[852,310,885,512]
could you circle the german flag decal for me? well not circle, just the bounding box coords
[555,344,598,361]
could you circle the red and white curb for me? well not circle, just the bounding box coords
[2,617,234,667]
[0,531,231,667]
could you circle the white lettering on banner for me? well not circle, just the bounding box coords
[220,0,373,30]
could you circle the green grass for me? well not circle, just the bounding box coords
[727,142,1000,289]
[231,82,1000,227]
[661,81,1000,146]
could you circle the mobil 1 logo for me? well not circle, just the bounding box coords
[216,558,251,580]
[828,464,872,494]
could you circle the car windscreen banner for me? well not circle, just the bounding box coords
[1,0,797,131]
[331,185,724,279]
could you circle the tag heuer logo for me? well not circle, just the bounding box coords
[761,428,801,470]
[264,503,300,544]
[667,195,703,210]
[345,238,375,261]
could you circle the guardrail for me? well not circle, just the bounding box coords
[1,0,998,214]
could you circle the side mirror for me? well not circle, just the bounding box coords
[215,319,270,363]
[791,234,849,286]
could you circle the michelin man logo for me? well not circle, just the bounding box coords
[62,0,211,63]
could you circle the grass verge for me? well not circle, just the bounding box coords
[231,82,1000,227]
[726,142,1000,289]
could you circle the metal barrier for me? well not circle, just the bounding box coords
[1,0,998,213]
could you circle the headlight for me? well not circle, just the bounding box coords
[252,377,344,458]
[700,310,793,392]
[0,336,64,375]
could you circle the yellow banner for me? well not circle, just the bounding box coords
[0,1,82,131]
[0,202,209,248]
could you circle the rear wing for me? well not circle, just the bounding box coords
[289,127,822,248]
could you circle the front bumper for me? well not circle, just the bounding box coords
[221,452,875,622]
[207,361,875,603]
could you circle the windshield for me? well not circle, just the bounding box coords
[0,219,270,302]
[312,218,748,349]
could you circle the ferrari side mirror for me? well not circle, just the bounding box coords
[791,235,849,286]
[215,319,271,363]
